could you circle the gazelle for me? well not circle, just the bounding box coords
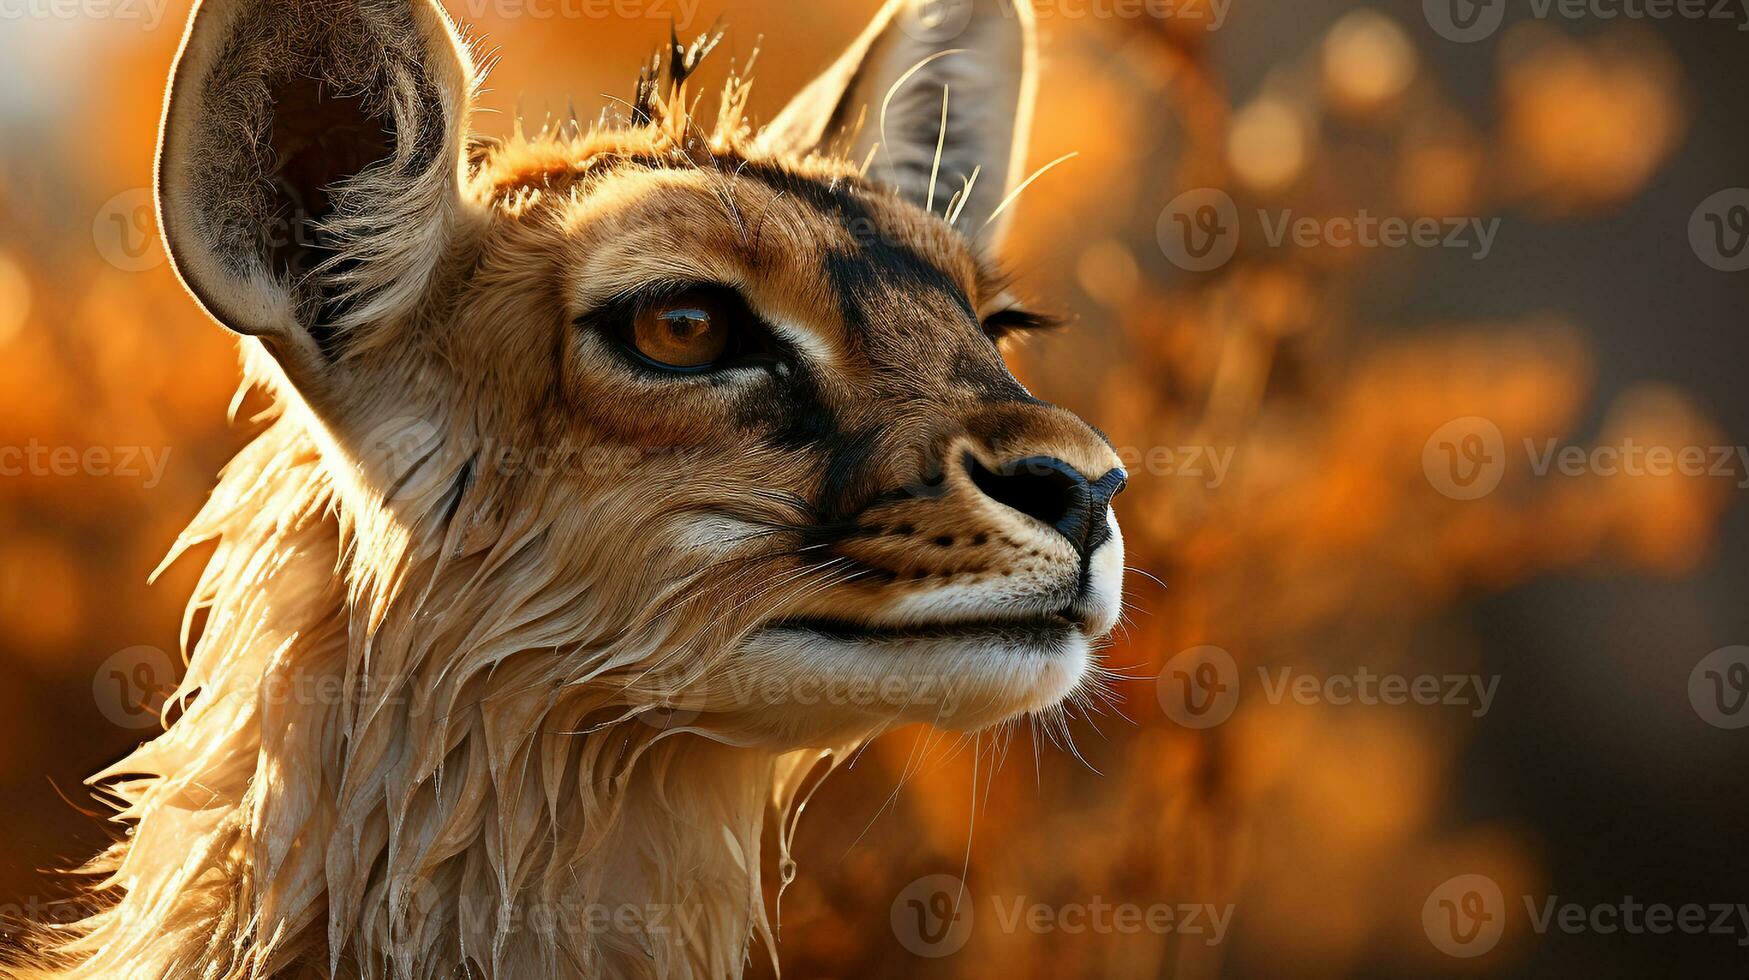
[16,0,1125,975]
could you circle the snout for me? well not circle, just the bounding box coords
[962,453,1127,561]
[776,399,1127,634]
[718,399,1128,735]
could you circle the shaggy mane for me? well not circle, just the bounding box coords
[5,35,858,980]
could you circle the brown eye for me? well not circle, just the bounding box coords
[629,290,732,369]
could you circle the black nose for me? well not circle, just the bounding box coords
[965,454,1126,557]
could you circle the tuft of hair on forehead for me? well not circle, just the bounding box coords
[472,25,778,203]
[633,23,725,127]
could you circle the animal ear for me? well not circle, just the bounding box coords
[156,0,476,391]
[760,0,1037,255]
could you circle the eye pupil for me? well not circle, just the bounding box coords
[662,309,711,339]
[628,290,734,369]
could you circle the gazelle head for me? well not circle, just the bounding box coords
[157,0,1125,745]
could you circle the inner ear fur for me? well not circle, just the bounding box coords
[759,0,1037,256]
[156,0,476,388]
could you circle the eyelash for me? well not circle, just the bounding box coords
[982,308,1064,340]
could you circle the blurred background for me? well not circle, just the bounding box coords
[2,0,1747,976]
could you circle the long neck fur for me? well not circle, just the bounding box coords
[19,402,832,979]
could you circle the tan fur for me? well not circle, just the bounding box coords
[10,1,1123,977]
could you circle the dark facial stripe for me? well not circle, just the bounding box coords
[951,342,1032,402]
[730,162,976,339]
[731,357,840,452]
[811,425,888,527]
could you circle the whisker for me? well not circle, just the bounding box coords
[878,49,967,179]
[957,733,979,902]
[945,165,982,226]
[858,142,881,180]
[982,151,1080,229]
[1125,565,1169,591]
[926,84,951,215]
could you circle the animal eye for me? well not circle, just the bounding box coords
[627,289,734,369]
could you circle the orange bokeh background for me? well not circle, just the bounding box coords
[2,1,1747,976]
